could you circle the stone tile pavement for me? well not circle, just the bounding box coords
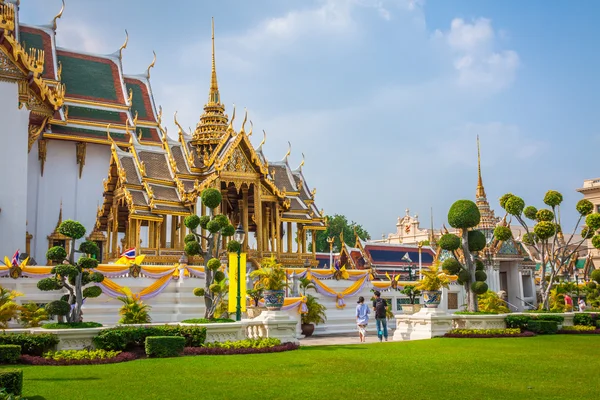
[299,332,391,346]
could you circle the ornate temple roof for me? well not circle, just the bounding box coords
[475,136,500,230]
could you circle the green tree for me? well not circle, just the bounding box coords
[313,214,370,252]
[184,188,235,319]
[495,191,600,310]
[37,220,104,323]
[439,200,488,312]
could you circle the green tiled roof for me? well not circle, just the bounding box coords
[51,125,126,139]
[126,82,148,118]
[20,31,46,74]
[136,127,155,140]
[57,54,118,101]
[68,106,123,122]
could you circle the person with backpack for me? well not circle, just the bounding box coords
[356,296,370,342]
[372,290,388,342]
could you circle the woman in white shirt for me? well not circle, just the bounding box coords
[356,296,370,342]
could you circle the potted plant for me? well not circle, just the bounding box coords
[301,294,327,337]
[400,285,422,314]
[246,287,266,318]
[249,257,288,310]
[416,262,450,309]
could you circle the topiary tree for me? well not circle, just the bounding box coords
[496,191,600,310]
[36,220,104,323]
[184,188,235,319]
[440,200,488,312]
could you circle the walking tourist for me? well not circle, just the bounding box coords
[564,294,573,311]
[372,291,388,342]
[578,298,586,312]
[356,296,370,342]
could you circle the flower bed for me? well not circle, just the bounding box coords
[183,342,299,356]
[444,328,535,338]
[558,325,600,334]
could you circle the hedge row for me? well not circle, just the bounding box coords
[93,325,207,351]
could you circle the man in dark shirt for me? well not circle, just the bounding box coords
[372,291,388,342]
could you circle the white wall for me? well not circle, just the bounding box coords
[27,141,111,263]
[0,80,30,261]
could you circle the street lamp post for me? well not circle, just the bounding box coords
[574,268,580,308]
[234,224,246,322]
[327,236,335,269]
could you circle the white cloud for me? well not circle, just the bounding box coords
[434,18,520,91]
[56,21,112,54]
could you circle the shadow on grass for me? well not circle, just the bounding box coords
[300,345,367,351]
[25,396,47,400]
[27,377,100,382]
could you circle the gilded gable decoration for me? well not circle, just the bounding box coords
[76,142,86,178]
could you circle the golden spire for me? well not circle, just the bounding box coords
[208,17,220,105]
[476,135,486,199]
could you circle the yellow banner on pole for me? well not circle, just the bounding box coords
[228,252,247,313]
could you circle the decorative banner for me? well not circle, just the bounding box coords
[186,266,206,278]
[311,275,370,309]
[228,252,247,313]
[97,274,174,300]
[257,296,308,314]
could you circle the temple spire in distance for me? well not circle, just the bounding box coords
[475,135,499,229]
[209,17,220,105]
[476,135,486,199]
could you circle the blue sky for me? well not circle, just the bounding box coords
[20,0,600,238]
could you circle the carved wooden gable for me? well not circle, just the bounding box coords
[0,48,25,81]
[223,147,255,173]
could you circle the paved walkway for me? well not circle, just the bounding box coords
[299,332,391,346]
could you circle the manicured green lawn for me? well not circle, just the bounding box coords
[6,335,599,400]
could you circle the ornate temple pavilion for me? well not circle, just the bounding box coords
[0,1,325,267]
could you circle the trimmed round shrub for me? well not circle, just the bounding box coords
[193,287,205,297]
[494,226,512,241]
[37,278,61,291]
[209,283,222,294]
[78,256,98,269]
[206,219,222,234]
[586,213,600,231]
[199,215,210,229]
[184,233,197,243]
[439,234,461,251]
[184,215,201,230]
[201,188,222,210]
[458,269,471,283]
[505,196,525,216]
[592,235,600,250]
[184,241,201,256]
[544,190,563,207]
[83,286,103,298]
[213,214,229,229]
[58,220,86,239]
[448,200,480,229]
[591,269,600,284]
[79,241,99,258]
[587,281,597,289]
[221,224,235,237]
[523,206,538,220]
[227,240,241,253]
[46,300,71,316]
[442,258,462,275]
[52,264,78,278]
[475,270,487,282]
[471,281,489,295]
[534,221,556,240]
[468,230,487,252]
[581,226,594,239]
[577,199,594,216]
[499,193,514,209]
[522,232,538,246]
[213,270,226,283]
[475,259,485,271]
[536,209,554,222]
[89,272,104,283]
[46,246,67,262]
[206,258,221,271]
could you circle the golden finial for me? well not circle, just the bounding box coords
[119,30,129,59]
[298,152,305,169]
[259,130,266,148]
[127,88,133,106]
[240,108,248,134]
[311,188,317,198]
[227,104,236,131]
[63,105,69,120]
[138,129,144,142]
[208,17,220,104]
[174,111,185,135]
[57,61,62,81]
[157,106,163,125]
[52,0,65,31]
[476,135,486,199]
[133,111,138,128]
[248,120,253,137]
[106,124,116,148]
[283,141,291,161]
[146,51,156,79]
